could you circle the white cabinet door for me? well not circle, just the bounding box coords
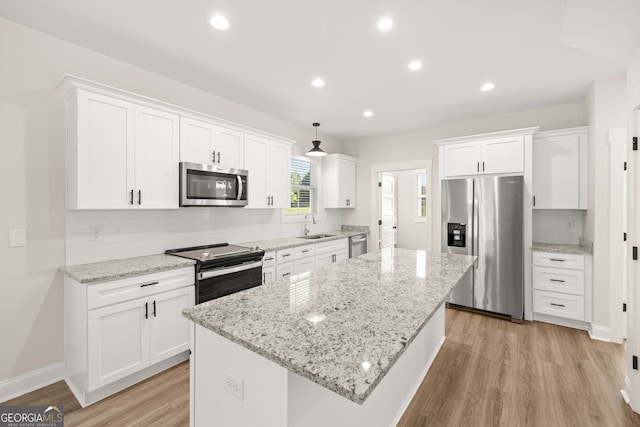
[339,158,356,207]
[180,117,216,165]
[269,140,291,208]
[88,298,149,391]
[134,106,180,209]
[315,253,335,268]
[215,126,244,169]
[276,263,293,280]
[293,257,316,275]
[244,134,270,208]
[335,249,349,263]
[263,266,276,284]
[148,287,194,365]
[76,91,134,209]
[533,134,581,209]
[481,137,524,174]
[442,142,481,177]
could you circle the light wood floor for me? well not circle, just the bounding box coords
[4,309,639,426]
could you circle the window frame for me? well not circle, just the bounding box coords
[415,172,427,223]
[285,156,317,217]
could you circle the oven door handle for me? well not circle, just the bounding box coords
[198,260,263,280]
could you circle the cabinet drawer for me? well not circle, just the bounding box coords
[276,263,293,280]
[293,257,315,275]
[533,290,584,321]
[276,248,294,263]
[263,251,276,268]
[533,252,584,270]
[315,238,348,254]
[87,267,193,309]
[533,267,584,296]
[294,244,315,259]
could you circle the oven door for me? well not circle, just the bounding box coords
[196,260,263,304]
[180,162,248,207]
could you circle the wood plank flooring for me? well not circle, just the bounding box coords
[3,309,639,426]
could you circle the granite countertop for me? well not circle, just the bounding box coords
[62,254,196,284]
[532,242,593,255]
[182,248,476,405]
[240,229,368,252]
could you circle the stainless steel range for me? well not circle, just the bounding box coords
[166,243,265,304]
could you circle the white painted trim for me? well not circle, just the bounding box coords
[589,324,611,342]
[0,362,65,403]
[532,314,590,331]
[533,126,589,139]
[433,127,539,146]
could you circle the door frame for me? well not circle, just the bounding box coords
[370,160,433,250]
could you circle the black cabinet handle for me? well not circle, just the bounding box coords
[302,249,310,253]
[482,161,485,172]
[263,272,266,284]
[550,303,565,308]
[533,196,536,207]
[153,300,156,317]
[144,302,148,319]
[550,279,566,283]
[140,281,159,288]
[283,272,291,277]
[130,189,134,205]
[138,190,142,205]
[265,257,274,261]
[212,151,216,163]
[477,162,479,172]
[217,152,221,164]
[282,253,291,258]
[550,258,566,262]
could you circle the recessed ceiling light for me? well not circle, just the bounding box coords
[377,17,393,31]
[210,14,229,31]
[363,110,374,118]
[311,78,325,88]
[481,82,495,91]
[409,60,422,71]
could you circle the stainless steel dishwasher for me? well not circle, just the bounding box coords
[349,234,367,258]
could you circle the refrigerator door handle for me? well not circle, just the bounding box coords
[472,179,479,266]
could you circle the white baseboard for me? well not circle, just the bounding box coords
[0,362,65,404]
[589,324,611,342]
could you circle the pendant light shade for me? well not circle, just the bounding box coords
[306,122,327,157]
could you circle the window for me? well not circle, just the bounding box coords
[287,158,315,214]
[416,173,427,220]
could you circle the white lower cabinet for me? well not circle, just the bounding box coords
[276,263,293,280]
[262,251,276,284]
[532,251,591,330]
[315,238,349,268]
[65,267,194,407]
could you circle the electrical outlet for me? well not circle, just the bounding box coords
[90,226,103,241]
[223,370,244,401]
[8,229,27,247]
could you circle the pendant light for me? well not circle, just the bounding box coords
[306,122,327,157]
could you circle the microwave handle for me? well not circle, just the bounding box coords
[237,175,243,200]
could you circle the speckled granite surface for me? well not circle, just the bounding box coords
[532,242,592,255]
[240,230,367,252]
[183,248,476,404]
[62,254,196,284]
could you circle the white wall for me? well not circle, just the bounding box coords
[584,77,628,328]
[341,103,586,251]
[0,17,344,386]
[396,170,428,250]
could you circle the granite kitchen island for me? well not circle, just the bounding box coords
[183,248,476,427]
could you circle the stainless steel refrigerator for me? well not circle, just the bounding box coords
[441,176,523,320]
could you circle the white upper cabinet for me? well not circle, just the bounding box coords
[244,133,291,208]
[440,136,524,178]
[323,154,357,208]
[533,127,587,209]
[180,117,244,169]
[69,89,179,209]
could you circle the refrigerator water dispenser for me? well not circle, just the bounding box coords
[447,223,466,247]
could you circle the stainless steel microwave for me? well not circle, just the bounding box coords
[179,162,248,207]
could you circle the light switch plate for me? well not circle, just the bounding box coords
[9,228,27,248]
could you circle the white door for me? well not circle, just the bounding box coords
[379,173,396,249]
[481,137,524,174]
[134,106,179,209]
[244,134,269,208]
[533,135,580,209]
[76,91,134,209]
[339,159,356,207]
[148,287,194,365]
[180,117,216,164]
[442,142,480,177]
[269,140,291,208]
[88,298,149,391]
[215,126,244,169]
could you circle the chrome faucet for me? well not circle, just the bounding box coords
[303,214,316,236]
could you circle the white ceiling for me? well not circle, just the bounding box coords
[1,0,638,140]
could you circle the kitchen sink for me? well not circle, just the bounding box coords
[299,233,336,239]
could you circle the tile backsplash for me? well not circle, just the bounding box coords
[66,208,342,266]
[532,210,585,245]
